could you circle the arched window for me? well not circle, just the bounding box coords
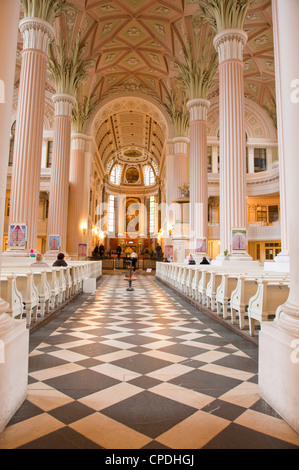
[143,165,155,186]
[110,164,122,185]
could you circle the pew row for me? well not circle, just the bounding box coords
[0,260,102,327]
[0,274,23,320]
[156,262,290,337]
[247,278,289,336]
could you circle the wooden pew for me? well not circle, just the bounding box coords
[229,273,289,330]
[0,274,23,320]
[30,268,51,316]
[185,266,197,297]
[206,271,223,311]
[216,273,238,318]
[191,269,201,301]
[248,278,289,336]
[198,268,211,305]
[15,272,38,327]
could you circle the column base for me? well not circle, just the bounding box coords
[172,238,189,263]
[264,252,290,273]
[0,315,29,433]
[259,321,299,434]
[212,252,258,267]
[2,249,38,258]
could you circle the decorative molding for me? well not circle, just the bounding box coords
[19,17,55,54]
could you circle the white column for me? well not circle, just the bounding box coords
[67,133,89,258]
[84,138,93,256]
[272,0,289,265]
[165,140,175,234]
[0,0,29,433]
[46,93,76,256]
[173,137,189,200]
[187,98,210,258]
[259,0,299,434]
[0,0,20,251]
[6,17,54,254]
[214,29,252,262]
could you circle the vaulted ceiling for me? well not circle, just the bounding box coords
[14,0,276,172]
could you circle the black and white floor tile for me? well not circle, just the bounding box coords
[1,274,299,449]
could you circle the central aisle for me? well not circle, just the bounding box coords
[1,274,298,449]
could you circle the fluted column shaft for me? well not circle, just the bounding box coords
[214,30,248,256]
[47,94,76,254]
[187,99,210,251]
[165,140,175,230]
[272,0,289,262]
[173,137,189,200]
[8,17,54,253]
[0,0,20,332]
[258,2,299,434]
[272,0,299,332]
[67,134,89,257]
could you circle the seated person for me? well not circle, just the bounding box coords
[188,254,196,265]
[30,253,49,267]
[53,252,68,267]
[200,256,210,265]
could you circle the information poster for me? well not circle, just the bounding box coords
[78,244,87,257]
[8,223,27,249]
[196,238,207,254]
[49,235,61,251]
[164,245,173,258]
[232,228,247,253]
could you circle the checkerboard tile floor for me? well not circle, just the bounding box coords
[1,274,298,449]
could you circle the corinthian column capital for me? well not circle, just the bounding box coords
[166,139,175,156]
[52,93,76,118]
[19,17,55,54]
[71,133,89,152]
[173,136,189,155]
[213,29,248,64]
[187,98,210,122]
